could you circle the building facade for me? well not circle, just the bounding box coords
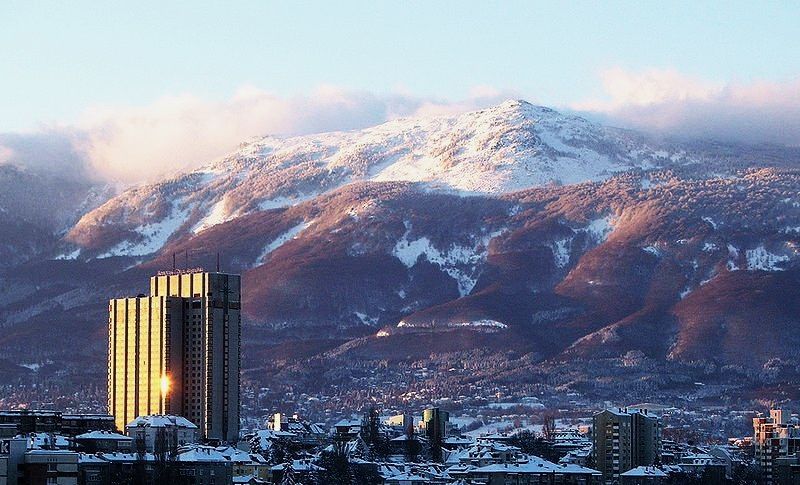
[108,270,241,443]
[593,408,661,483]
[753,409,800,484]
[125,415,199,452]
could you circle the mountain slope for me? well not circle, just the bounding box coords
[65,100,721,259]
[2,100,800,410]
[120,167,800,370]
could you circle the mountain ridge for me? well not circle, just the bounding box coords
[63,100,722,259]
[1,100,799,409]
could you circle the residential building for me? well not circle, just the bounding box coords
[72,431,132,453]
[19,449,79,485]
[753,409,800,484]
[0,411,115,438]
[421,408,449,444]
[108,270,241,442]
[125,415,199,453]
[619,466,666,485]
[593,408,661,483]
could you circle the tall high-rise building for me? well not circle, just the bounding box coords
[593,408,660,483]
[753,409,800,484]
[108,270,241,443]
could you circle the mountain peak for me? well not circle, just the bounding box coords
[67,103,699,257]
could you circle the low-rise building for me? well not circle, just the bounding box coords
[72,431,132,453]
[125,415,198,453]
[619,466,666,485]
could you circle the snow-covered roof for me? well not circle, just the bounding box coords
[126,414,198,429]
[78,453,108,464]
[97,452,156,462]
[25,449,78,456]
[334,419,361,428]
[620,466,668,477]
[177,445,228,462]
[472,456,601,476]
[27,433,70,449]
[215,446,255,463]
[270,459,324,471]
[74,430,132,441]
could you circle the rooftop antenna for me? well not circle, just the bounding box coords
[184,248,189,269]
[216,252,220,273]
[172,253,176,271]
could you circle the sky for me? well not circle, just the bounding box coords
[1,1,799,182]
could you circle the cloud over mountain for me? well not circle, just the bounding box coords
[0,87,510,184]
[576,67,800,146]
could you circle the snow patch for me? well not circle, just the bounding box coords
[642,245,660,257]
[55,249,81,260]
[746,245,789,271]
[552,238,572,268]
[98,203,190,258]
[581,215,615,243]
[193,198,233,233]
[726,244,740,271]
[397,319,507,330]
[702,242,718,252]
[702,217,718,229]
[254,221,312,265]
[354,312,379,326]
[450,319,508,329]
[392,227,504,296]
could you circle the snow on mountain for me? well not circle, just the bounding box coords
[63,100,714,257]
[745,245,790,271]
[392,225,505,296]
[254,221,313,266]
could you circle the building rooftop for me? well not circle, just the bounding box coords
[620,466,668,477]
[74,430,132,441]
[127,415,198,429]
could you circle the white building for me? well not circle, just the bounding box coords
[125,415,199,452]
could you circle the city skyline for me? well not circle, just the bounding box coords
[0,3,799,483]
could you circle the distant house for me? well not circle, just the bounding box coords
[125,415,198,452]
[72,430,133,453]
[619,466,667,485]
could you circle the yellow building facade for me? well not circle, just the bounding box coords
[108,270,240,442]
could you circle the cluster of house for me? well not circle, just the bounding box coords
[2,407,796,484]
[0,412,269,485]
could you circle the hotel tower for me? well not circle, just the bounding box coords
[108,270,241,443]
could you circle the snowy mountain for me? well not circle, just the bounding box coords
[65,100,715,258]
[2,99,800,405]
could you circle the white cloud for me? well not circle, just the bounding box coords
[0,86,509,184]
[575,67,800,145]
